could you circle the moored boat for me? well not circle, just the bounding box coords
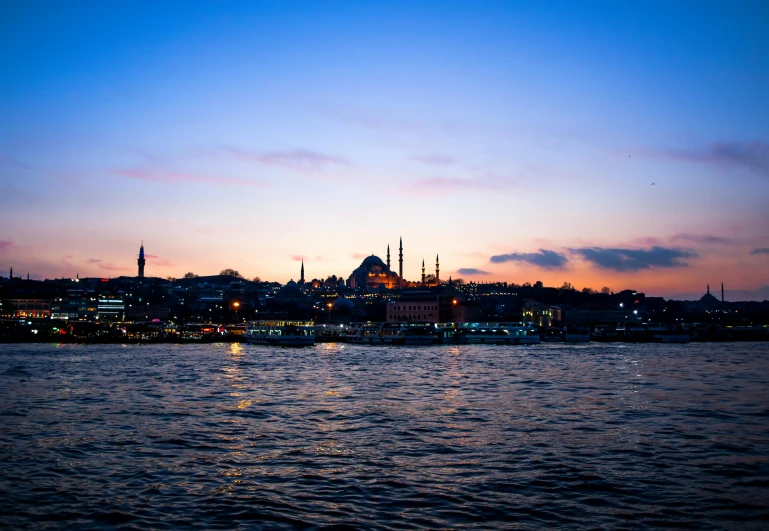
[245,320,315,346]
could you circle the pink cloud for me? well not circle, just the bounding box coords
[0,238,14,252]
[98,263,129,272]
[224,147,350,174]
[112,169,268,187]
[150,258,174,267]
[291,255,304,261]
[350,253,367,260]
[87,258,101,263]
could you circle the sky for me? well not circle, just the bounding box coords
[1,0,768,300]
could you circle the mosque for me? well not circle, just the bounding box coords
[347,238,441,290]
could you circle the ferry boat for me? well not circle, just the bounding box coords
[436,322,541,345]
[502,323,542,344]
[315,324,347,343]
[563,325,591,343]
[348,322,402,345]
[245,320,315,347]
[391,323,439,345]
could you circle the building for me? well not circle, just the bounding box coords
[387,291,440,323]
[346,238,442,290]
[348,255,401,289]
[4,298,51,318]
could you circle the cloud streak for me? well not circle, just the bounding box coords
[656,140,769,176]
[0,238,14,252]
[98,263,129,272]
[409,155,455,166]
[112,169,268,187]
[669,233,737,245]
[751,248,769,255]
[490,249,568,270]
[572,246,697,271]
[224,147,350,174]
[457,267,490,275]
[407,174,531,196]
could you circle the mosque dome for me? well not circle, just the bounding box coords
[360,255,387,269]
[332,297,355,310]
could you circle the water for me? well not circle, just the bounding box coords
[1,342,768,530]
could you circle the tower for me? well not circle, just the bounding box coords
[707,283,710,295]
[137,241,145,278]
[421,259,426,284]
[300,260,305,284]
[398,237,403,280]
[9,266,11,279]
[721,282,724,303]
[387,244,391,269]
[435,254,440,283]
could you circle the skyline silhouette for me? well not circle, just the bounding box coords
[1,1,768,299]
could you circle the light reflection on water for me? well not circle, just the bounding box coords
[0,342,768,529]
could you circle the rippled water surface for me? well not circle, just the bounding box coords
[1,342,768,529]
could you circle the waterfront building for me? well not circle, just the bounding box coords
[4,298,51,318]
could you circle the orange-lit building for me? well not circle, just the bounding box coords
[4,298,52,318]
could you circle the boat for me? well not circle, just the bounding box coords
[349,322,403,345]
[503,323,541,344]
[245,320,315,346]
[460,322,516,345]
[391,323,439,345]
[436,322,541,345]
[315,324,347,343]
[563,325,591,343]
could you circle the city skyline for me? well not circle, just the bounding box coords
[2,1,768,300]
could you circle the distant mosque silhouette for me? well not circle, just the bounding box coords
[346,237,440,289]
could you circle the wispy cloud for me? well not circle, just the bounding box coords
[572,246,696,271]
[407,174,529,195]
[87,258,101,263]
[0,238,14,252]
[0,154,33,170]
[224,147,350,174]
[144,254,173,267]
[751,248,769,255]
[291,255,304,261]
[457,267,490,275]
[670,233,737,245]
[98,263,129,272]
[409,155,455,166]
[350,253,368,260]
[112,169,268,187]
[654,140,769,176]
[490,249,568,270]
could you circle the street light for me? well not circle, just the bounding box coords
[233,301,240,322]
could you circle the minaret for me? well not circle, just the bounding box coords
[137,241,145,278]
[9,266,11,279]
[421,259,426,284]
[398,237,403,280]
[707,283,710,295]
[721,282,724,303]
[387,244,391,269]
[300,260,305,284]
[435,254,440,283]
